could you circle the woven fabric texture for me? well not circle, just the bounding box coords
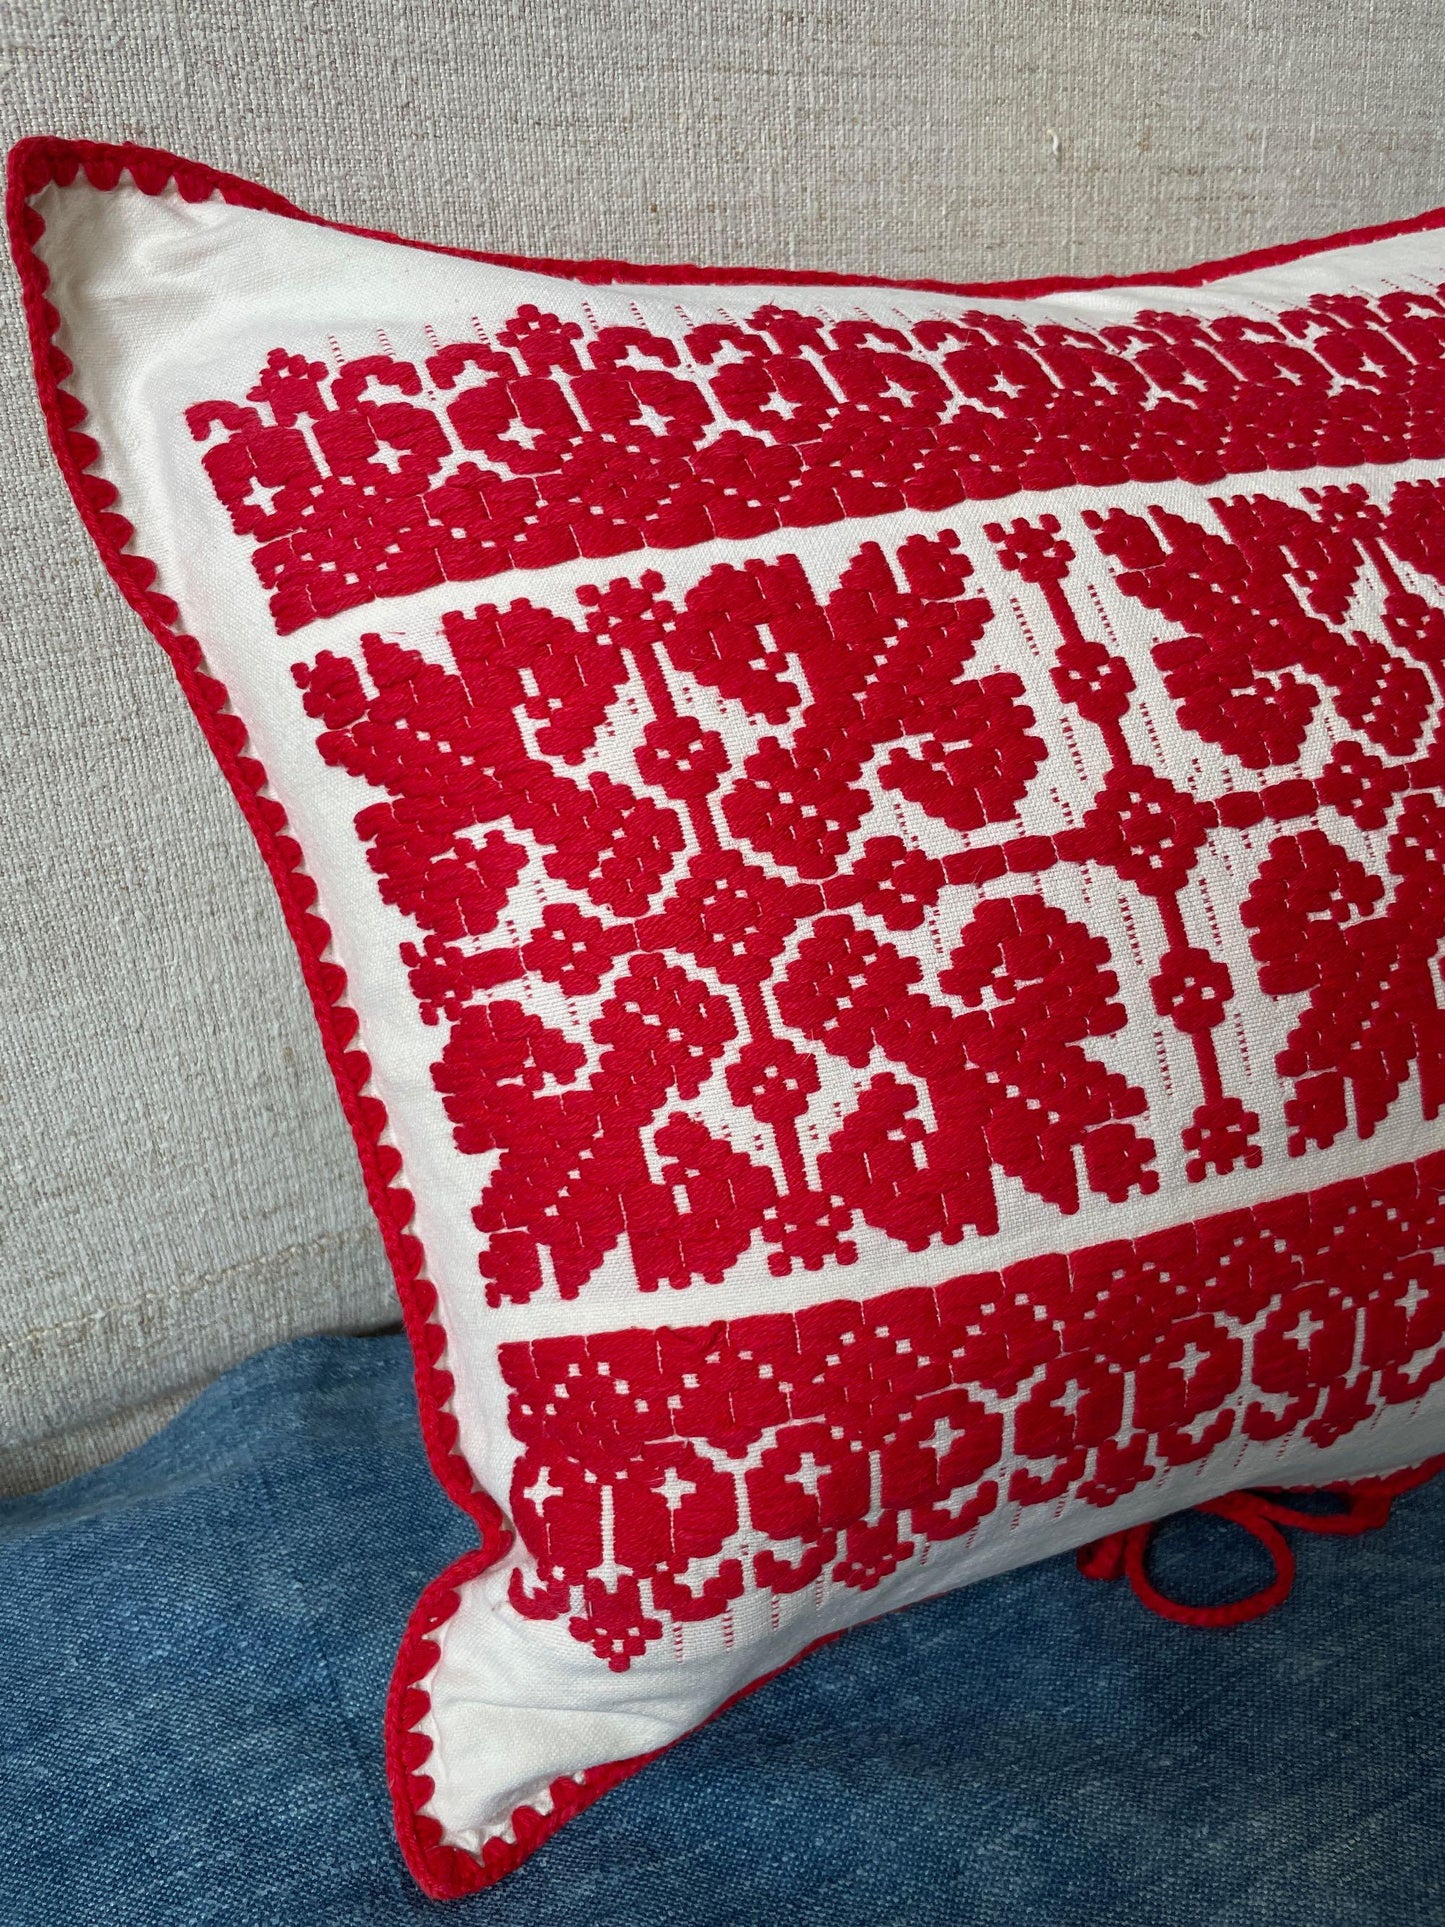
[4,0,1445,1493]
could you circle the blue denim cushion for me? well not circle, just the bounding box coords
[1,1332,1441,1926]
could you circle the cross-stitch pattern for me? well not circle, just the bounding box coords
[266,483,1445,1300]
[189,292,1445,636]
[16,134,1445,1894]
[501,1154,1445,1667]
[183,294,1445,1676]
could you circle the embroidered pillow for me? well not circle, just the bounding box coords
[12,135,1445,1896]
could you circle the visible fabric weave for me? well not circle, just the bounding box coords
[6,0,1445,1494]
[17,137,1445,1886]
[1,1329,1441,1927]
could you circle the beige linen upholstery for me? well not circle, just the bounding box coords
[4,0,1444,1493]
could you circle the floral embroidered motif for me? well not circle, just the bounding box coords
[22,130,1445,1905]
[289,475,1445,1304]
[192,257,1445,1692]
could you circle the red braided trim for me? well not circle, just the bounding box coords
[1077,1451,1445,1630]
[13,130,1445,1895]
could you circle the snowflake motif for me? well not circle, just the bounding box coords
[187,283,1445,1674]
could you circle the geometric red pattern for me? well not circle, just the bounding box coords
[195,277,1445,1846]
[17,133,1445,1903]
[187,292,1445,636]
[501,1150,1445,1667]
[238,272,1445,1892]
[289,485,1445,1302]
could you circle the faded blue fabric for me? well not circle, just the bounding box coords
[1,1333,1441,1927]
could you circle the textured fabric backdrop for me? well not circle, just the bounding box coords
[4,0,1445,1493]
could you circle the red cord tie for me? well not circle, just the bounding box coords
[1077,1455,1445,1629]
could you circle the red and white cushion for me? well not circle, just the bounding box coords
[12,135,1445,1895]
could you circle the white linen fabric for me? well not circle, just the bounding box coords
[5,0,1445,1498]
[22,153,1445,1876]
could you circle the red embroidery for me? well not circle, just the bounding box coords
[18,131,1445,1905]
[1086,488,1438,770]
[502,1154,1445,1667]
[191,291,1445,636]
[291,476,1445,1303]
[1240,806,1445,1153]
[294,529,1157,1297]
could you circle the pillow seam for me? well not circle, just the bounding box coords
[11,131,1445,1897]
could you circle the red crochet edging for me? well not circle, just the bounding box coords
[11,132,1445,1898]
[6,136,502,1897]
[11,132,1445,304]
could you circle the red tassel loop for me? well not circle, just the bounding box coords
[1078,1454,1445,1628]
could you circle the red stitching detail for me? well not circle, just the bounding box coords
[296,531,1199,1296]
[186,293,1445,636]
[14,133,1445,1898]
[494,1162,1445,1667]
[292,483,1445,1304]
[1078,1451,1445,1628]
